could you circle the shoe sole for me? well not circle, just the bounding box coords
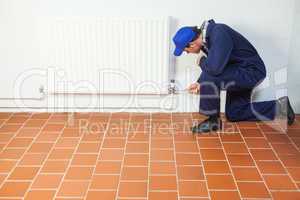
[191,121,222,134]
[287,98,295,125]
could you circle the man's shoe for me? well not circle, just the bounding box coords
[191,116,222,134]
[277,96,295,125]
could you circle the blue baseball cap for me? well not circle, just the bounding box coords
[172,27,197,56]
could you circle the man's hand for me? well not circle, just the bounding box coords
[187,82,200,94]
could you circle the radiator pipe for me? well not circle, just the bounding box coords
[0,106,165,110]
[0,86,46,101]
[0,82,184,109]
[49,91,171,96]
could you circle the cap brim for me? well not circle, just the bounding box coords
[173,47,184,56]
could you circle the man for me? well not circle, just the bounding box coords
[173,19,295,133]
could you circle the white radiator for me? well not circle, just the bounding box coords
[39,17,171,94]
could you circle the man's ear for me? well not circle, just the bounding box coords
[189,43,196,48]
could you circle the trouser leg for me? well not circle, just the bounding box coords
[198,63,275,121]
[225,89,276,122]
[198,73,221,117]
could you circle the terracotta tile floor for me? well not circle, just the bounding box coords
[0,112,299,200]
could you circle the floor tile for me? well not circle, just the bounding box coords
[0,148,26,159]
[250,149,278,161]
[237,182,270,198]
[175,142,199,153]
[90,175,119,189]
[65,166,94,180]
[25,190,56,200]
[95,161,122,174]
[49,148,74,160]
[55,137,79,148]
[7,138,33,148]
[71,154,98,165]
[279,155,300,167]
[223,142,248,154]
[76,142,101,153]
[150,175,177,190]
[232,167,262,181]
[256,161,286,174]
[32,174,63,189]
[41,160,69,173]
[126,142,149,153]
[197,138,222,148]
[28,143,54,153]
[206,174,236,190]
[8,167,39,180]
[0,181,30,197]
[271,191,300,200]
[86,190,116,200]
[151,149,174,161]
[102,138,126,149]
[19,153,47,166]
[210,191,240,200]
[151,162,176,175]
[118,181,147,198]
[0,160,17,173]
[57,181,89,197]
[176,153,201,165]
[149,191,178,200]
[203,161,231,173]
[151,139,173,149]
[264,175,297,190]
[227,154,255,166]
[220,133,243,142]
[272,143,299,155]
[287,167,300,181]
[244,137,271,148]
[100,149,124,161]
[240,128,263,137]
[0,112,299,200]
[178,181,208,197]
[124,154,149,166]
[121,166,148,180]
[177,166,204,180]
[200,149,226,160]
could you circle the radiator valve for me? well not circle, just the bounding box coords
[168,79,176,94]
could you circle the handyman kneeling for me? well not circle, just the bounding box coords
[173,19,295,133]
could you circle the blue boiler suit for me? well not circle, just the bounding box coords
[197,20,276,121]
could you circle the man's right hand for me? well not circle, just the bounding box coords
[187,82,200,94]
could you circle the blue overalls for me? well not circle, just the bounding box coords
[197,20,276,121]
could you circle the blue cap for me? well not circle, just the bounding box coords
[172,27,197,56]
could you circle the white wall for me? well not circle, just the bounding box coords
[0,0,297,112]
[288,0,300,113]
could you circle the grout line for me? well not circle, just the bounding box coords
[81,113,112,199]
[193,113,212,199]
[238,123,274,199]
[217,122,243,199]
[22,113,68,198]
[257,123,300,191]
[0,113,38,190]
[114,115,131,200]
[170,112,181,200]
[0,114,57,195]
[52,113,94,199]
[0,114,28,155]
[146,114,152,199]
